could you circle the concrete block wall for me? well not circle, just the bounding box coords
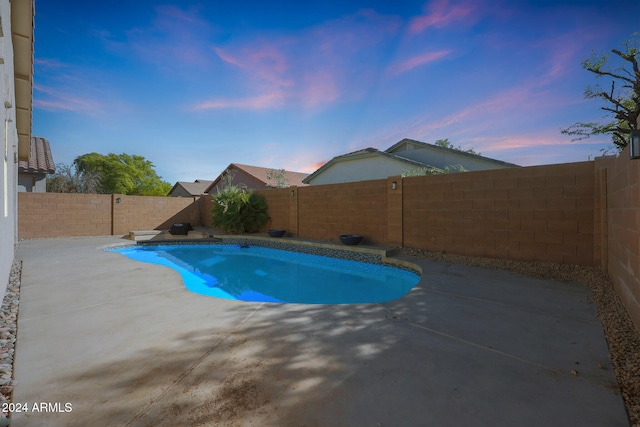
[257,187,291,232]
[198,195,214,228]
[111,195,200,236]
[598,147,640,332]
[18,193,202,239]
[18,193,112,239]
[403,161,596,265]
[296,179,388,245]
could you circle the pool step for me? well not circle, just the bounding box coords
[128,230,215,241]
[128,230,162,241]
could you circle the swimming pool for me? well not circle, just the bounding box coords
[110,244,420,304]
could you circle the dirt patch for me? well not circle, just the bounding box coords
[186,362,271,427]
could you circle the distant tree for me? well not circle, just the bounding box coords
[401,164,467,177]
[47,162,103,193]
[266,168,289,188]
[402,166,445,177]
[74,153,172,196]
[434,138,480,155]
[562,34,640,151]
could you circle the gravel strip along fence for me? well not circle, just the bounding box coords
[400,248,640,427]
[2,248,639,425]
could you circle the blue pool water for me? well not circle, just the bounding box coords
[109,244,420,304]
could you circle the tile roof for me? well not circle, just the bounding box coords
[232,163,309,187]
[169,180,213,196]
[205,163,310,193]
[18,136,55,174]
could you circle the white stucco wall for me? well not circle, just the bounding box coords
[18,172,45,192]
[0,0,19,297]
[307,156,410,185]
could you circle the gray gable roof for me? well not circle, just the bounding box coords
[386,138,520,168]
[301,147,425,184]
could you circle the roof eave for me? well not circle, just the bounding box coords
[12,0,34,162]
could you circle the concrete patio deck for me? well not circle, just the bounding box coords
[10,237,629,426]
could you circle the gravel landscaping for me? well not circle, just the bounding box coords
[0,260,20,425]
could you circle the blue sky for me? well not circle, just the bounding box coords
[33,0,638,184]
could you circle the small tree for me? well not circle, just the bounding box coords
[434,138,480,155]
[562,34,640,151]
[401,164,467,177]
[402,166,445,177]
[47,162,103,193]
[266,168,289,188]
[211,174,269,233]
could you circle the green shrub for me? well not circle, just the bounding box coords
[211,179,268,233]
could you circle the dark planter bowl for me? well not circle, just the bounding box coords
[268,229,286,238]
[339,234,363,245]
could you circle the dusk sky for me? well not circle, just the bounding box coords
[33,0,638,184]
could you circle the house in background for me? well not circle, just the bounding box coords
[168,179,213,197]
[303,138,520,185]
[205,163,309,194]
[18,136,55,192]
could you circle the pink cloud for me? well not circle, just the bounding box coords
[301,70,340,108]
[115,5,214,70]
[192,91,288,111]
[469,132,611,166]
[214,47,244,68]
[34,85,105,114]
[408,0,476,34]
[195,9,401,112]
[534,28,603,85]
[388,49,452,75]
[214,43,293,88]
[472,133,572,152]
[298,161,327,174]
[353,75,579,155]
[34,58,68,69]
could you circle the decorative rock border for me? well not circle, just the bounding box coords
[0,260,21,425]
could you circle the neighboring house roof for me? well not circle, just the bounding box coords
[168,180,213,196]
[386,138,520,168]
[18,136,55,174]
[205,163,309,193]
[302,148,424,184]
[303,138,520,184]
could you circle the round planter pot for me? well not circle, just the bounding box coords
[339,234,363,245]
[268,229,286,238]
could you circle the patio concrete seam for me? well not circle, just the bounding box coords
[401,318,621,394]
[17,286,187,322]
[423,288,600,324]
[122,302,265,427]
[399,318,559,372]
